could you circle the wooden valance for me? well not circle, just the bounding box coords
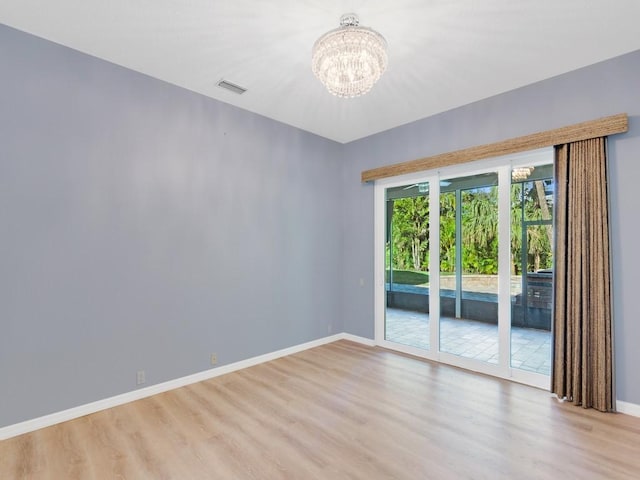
[361,113,628,183]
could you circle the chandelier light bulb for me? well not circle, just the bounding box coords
[512,166,535,182]
[312,13,388,98]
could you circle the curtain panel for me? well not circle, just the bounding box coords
[552,137,614,412]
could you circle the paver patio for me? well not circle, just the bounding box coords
[385,308,552,375]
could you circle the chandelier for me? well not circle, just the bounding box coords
[511,166,535,182]
[311,13,388,98]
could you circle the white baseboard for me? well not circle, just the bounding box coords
[0,333,359,441]
[616,400,640,417]
[339,333,376,346]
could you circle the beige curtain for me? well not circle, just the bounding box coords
[552,137,613,412]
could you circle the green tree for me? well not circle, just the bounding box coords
[439,192,456,273]
[390,196,430,271]
[461,187,499,274]
[389,177,553,277]
[511,183,524,275]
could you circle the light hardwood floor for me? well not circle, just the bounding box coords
[2,340,640,479]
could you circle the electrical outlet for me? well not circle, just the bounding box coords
[210,353,218,365]
[136,370,145,385]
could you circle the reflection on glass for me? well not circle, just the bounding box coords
[510,165,554,376]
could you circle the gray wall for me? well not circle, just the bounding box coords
[341,49,640,405]
[0,24,343,427]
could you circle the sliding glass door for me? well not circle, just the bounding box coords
[510,164,554,376]
[376,149,554,388]
[439,173,499,365]
[384,182,431,350]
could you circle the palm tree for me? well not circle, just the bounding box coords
[461,186,499,274]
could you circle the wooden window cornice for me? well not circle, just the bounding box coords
[361,113,628,183]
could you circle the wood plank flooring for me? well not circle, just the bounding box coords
[2,340,640,479]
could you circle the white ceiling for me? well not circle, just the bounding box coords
[2,0,640,143]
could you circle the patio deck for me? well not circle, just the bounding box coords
[385,308,552,375]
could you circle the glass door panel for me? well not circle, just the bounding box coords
[439,173,499,364]
[510,166,554,375]
[384,182,430,350]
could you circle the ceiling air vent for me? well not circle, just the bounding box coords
[216,79,247,95]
